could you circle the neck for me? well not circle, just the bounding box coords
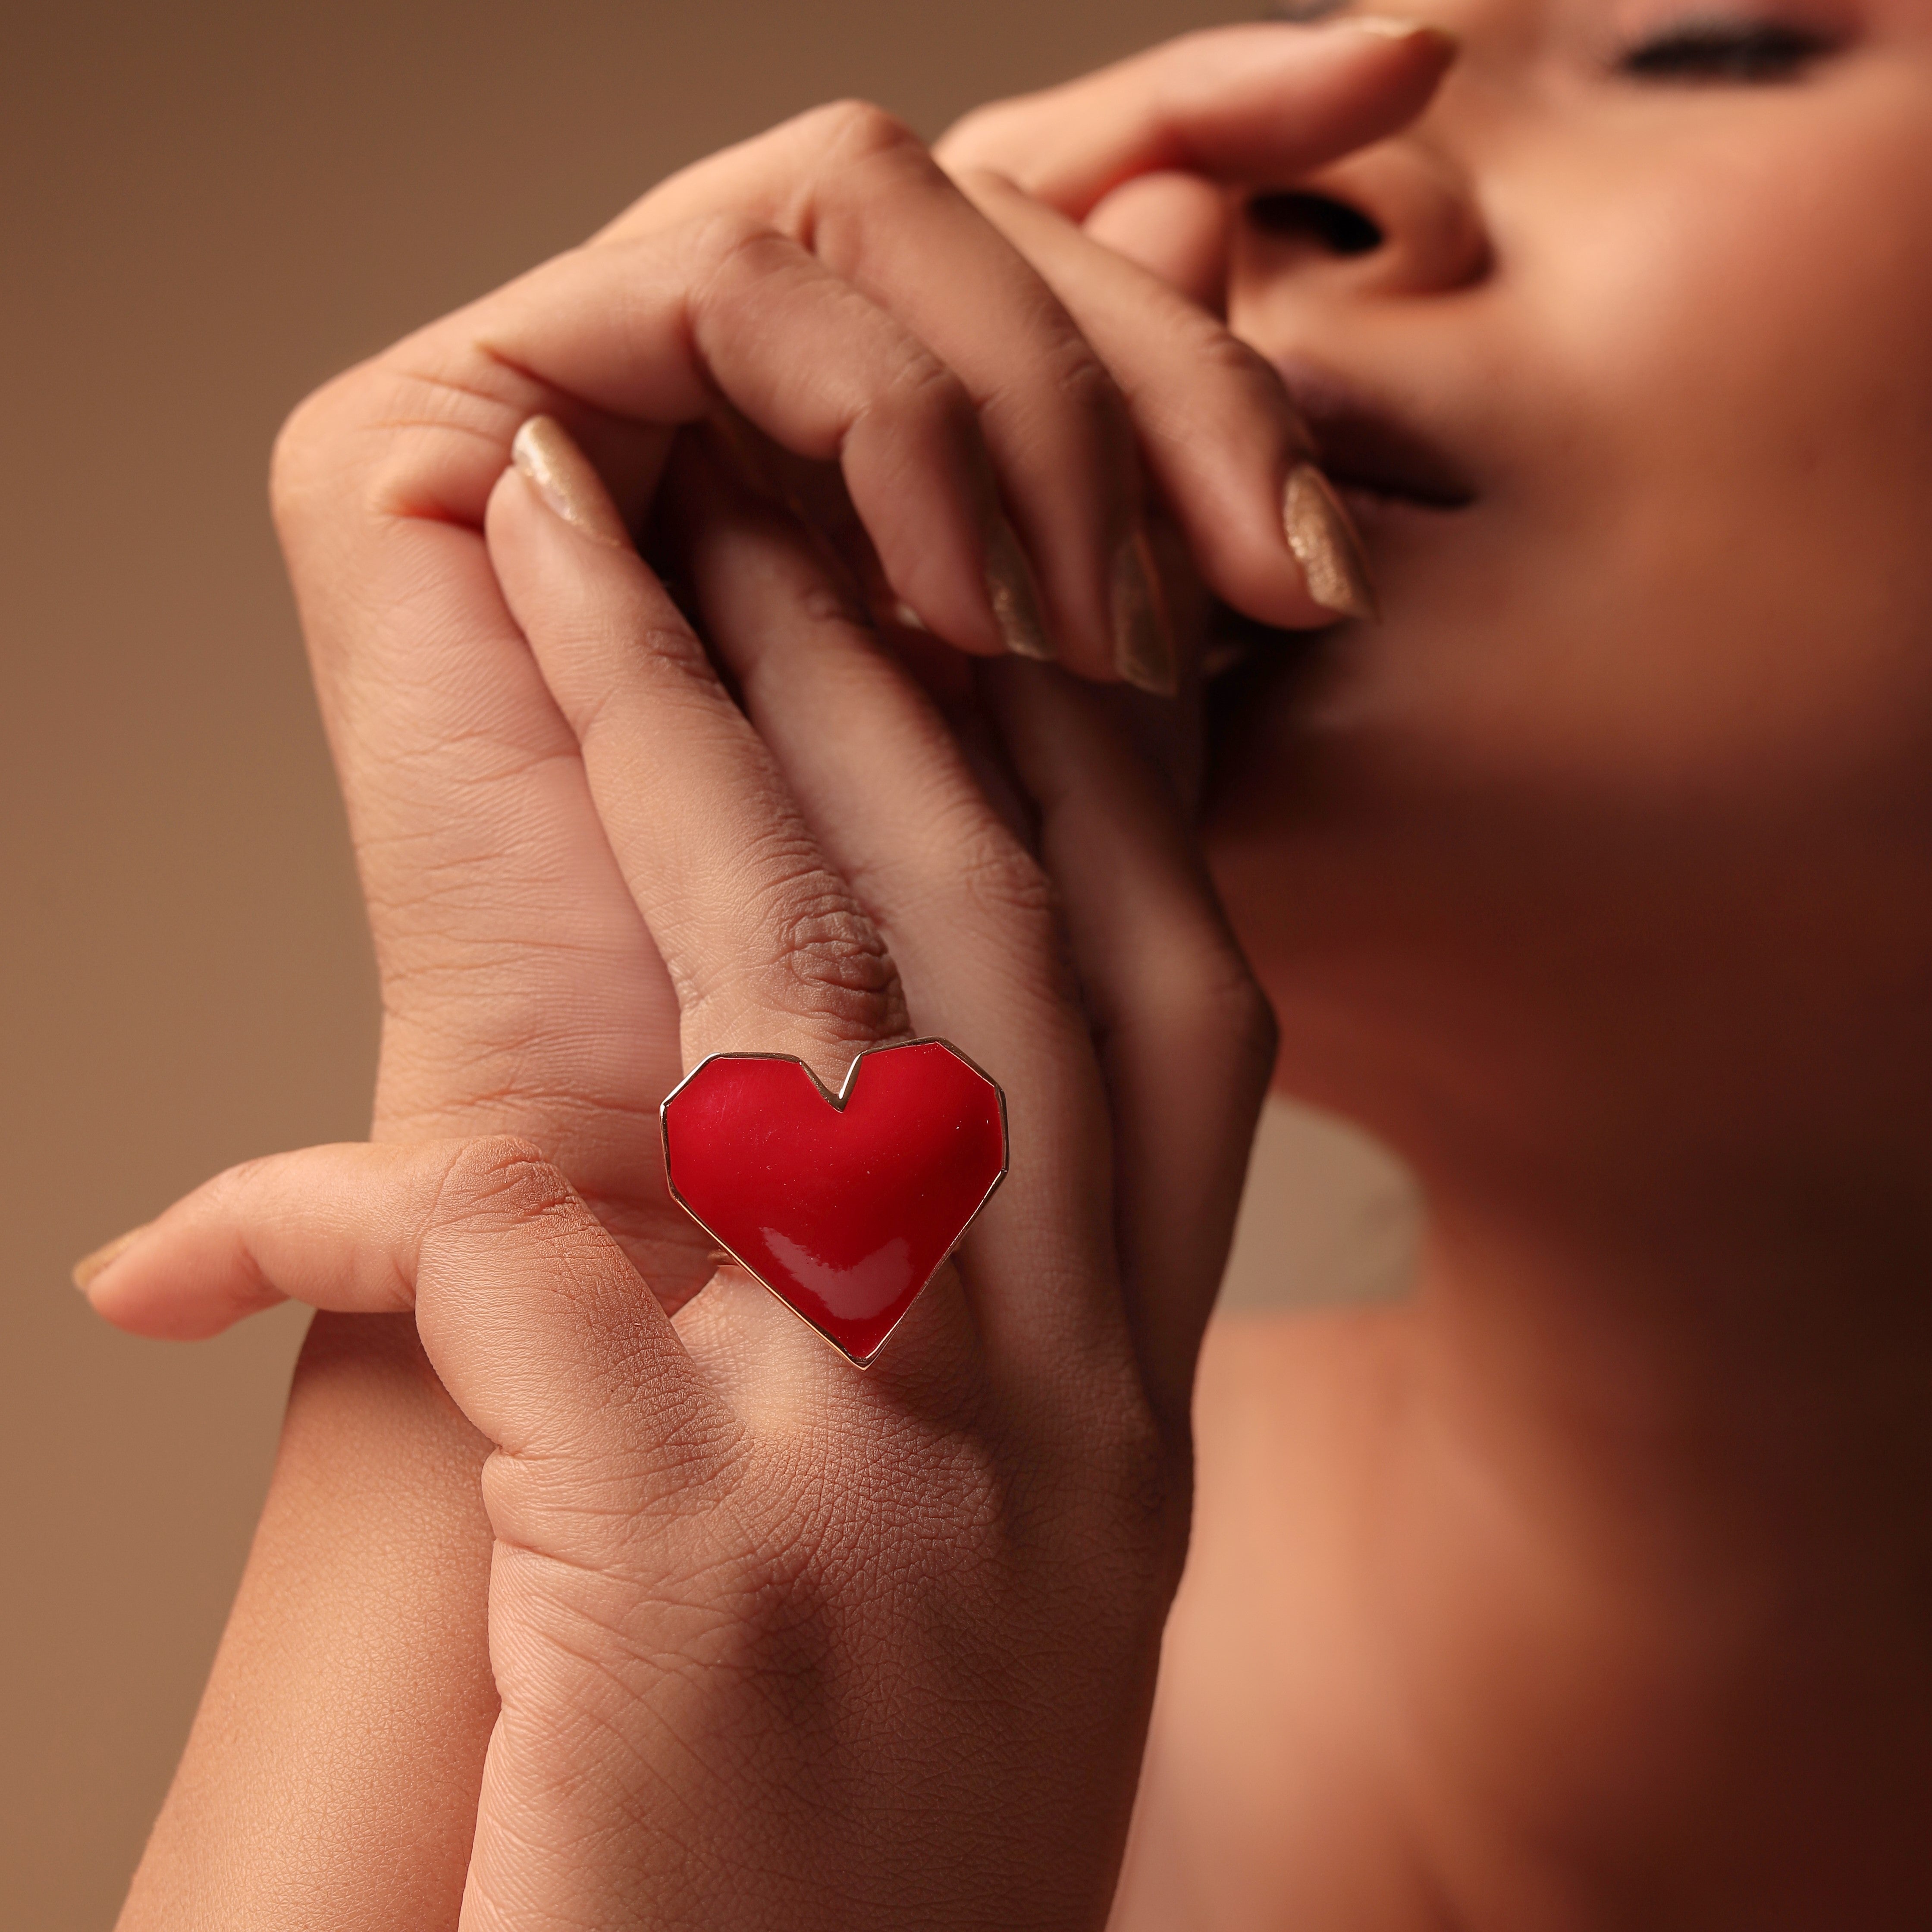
[1211,777,1932,1913]
[1246,806,1932,1548]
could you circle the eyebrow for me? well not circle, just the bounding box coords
[1262,0,1354,18]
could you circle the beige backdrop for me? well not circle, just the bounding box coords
[0,3,1417,1921]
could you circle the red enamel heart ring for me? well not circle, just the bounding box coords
[660,1038,1009,1365]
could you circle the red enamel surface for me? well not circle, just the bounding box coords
[661,1039,1007,1363]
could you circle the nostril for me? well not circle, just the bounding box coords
[1245,190,1384,257]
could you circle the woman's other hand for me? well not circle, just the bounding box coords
[91,419,1275,1930]
[273,13,1449,1285]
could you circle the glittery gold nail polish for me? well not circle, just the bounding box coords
[983,517,1054,661]
[511,416,633,550]
[1110,527,1178,696]
[1283,464,1378,621]
[72,1223,151,1293]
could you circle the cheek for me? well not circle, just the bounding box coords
[1373,80,1932,809]
[1543,83,1932,521]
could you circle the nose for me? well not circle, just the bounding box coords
[1243,139,1490,297]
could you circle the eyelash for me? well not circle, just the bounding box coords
[1616,15,1838,80]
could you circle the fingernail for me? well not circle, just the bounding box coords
[1283,464,1378,621]
[1344,15,1458,45]
[983,516,1054,661]
[511,416,632,550]
[1110,527,1178,696]
[72,1223,151,1293]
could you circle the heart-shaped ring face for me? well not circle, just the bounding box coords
[660,1038,1009,1364]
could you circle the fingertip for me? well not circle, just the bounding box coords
[71,1222,151,1297]
[78,1235,244,1343]
[1314,12,1461,125]
[508,415,634,550]
[74,1223,242,1342]
[1167,13,1459,94]
[1152,15,1459,187]
[1334,14,1461,62]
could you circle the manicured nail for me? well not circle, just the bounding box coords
[1345,15,1457,45]
[1283,464,1378,621]
[1110,527,1178,696]
[72,1223,151,1294]
[983,516,1054,661]
[511,416,632,550]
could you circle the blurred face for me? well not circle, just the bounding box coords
[1209,0,1932,1130]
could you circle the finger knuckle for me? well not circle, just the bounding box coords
[797,97,924,169]
[1112,1411,1187,1560]
[1116,921,1276,1079]
[1202,953,1279,1069]
[1044,331,1120,415]
[1170,944,1279,1086]
[1053,1382,1189,1593]
[866,346,978,448]
[1035,332,1135,462]
[1186,321,1293,411]
[681,206,784,285]
[435,1134,578,1235]
[268,372,361,538]
[271,346,528,569]
[199,1152,279,1220]
[695,841,905,1041]
[765,895,902,1035]
[952,822,1058,935]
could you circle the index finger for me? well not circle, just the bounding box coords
[934,17,1457,217]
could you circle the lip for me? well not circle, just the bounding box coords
[1274,359,1478,515]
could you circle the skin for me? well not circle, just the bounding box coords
[87,0,1932,1925]
[91,426,1277,1931]
[104,27,1439,1930]
[1123,0,1932,1921]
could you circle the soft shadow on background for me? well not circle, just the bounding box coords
[1,2,1415,1920]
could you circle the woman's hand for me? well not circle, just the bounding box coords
[90,420,1274,1930]
[108,27,1455,1926]
[275,16,1445,1212]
